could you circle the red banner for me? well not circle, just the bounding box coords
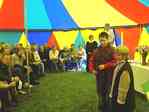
[107,0,149,24]
[0,0,24,29]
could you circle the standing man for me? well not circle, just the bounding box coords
[91,32,115,112]
[86,35,98,72]
[104,23,115,46]
[109,46,135,112]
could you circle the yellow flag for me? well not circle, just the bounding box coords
[138,28,149,46]
[134,52,142,63]
[54,31,78,49]
[19,32,30,48]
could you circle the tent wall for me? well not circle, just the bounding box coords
[0,0,149,60]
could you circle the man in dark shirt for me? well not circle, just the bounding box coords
[91,32,115,112]
[86,35,98,72]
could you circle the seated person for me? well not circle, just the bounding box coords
[49,46,59,72]
[31,44,42,75]
[0,48,19,111]
[11,48,27,94]
[64,44,78,71]
[38,45,46,74]
[23,45,41,85]
[77,46,87,71]
[58,47,69,71]
[0,80,16,112]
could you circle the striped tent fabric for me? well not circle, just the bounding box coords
[0,0,148,55]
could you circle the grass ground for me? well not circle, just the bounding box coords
[14,72,149,112]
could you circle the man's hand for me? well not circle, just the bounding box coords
[0,81,9,89]
[92,70,97,75]
[9,81,16,88]
[88,52,91,55]
[98,64,105,70]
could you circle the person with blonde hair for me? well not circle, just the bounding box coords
[109,46,136,112]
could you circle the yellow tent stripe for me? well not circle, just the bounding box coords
[63,0,136,27]
[138,28,149,46]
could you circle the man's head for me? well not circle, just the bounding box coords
[63,46,68,51]
[31,43,37,51]
[4,47,11,55]
[44,43,48,48]
[99,32,109,47]
[51,45,57,50]
[16,43,23,49]
[89,35,94,41]
[104,23,110,31]
[70,44,74,48]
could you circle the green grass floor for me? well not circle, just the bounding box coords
[14,72,149,112]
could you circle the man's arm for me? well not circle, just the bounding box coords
[102,59,116,69]
[98,53,116,70]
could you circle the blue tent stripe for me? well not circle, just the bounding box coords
[146,26,149,33]
[0,32,21,44]
[139,0,149,7]
[114,30,121,46]
[28,32,52,45]
[25,0,52,29]
[43,0,78,30]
